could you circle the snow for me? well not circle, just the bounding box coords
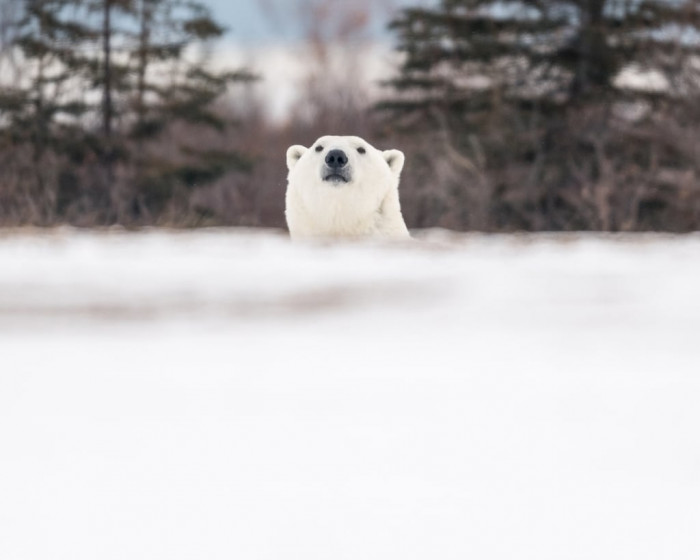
[1,228,699,560]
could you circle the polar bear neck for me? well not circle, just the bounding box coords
[286,181,409,240]
[302,182,384,236]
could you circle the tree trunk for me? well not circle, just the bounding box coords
[102,0,113,140]
[136,0,152,129]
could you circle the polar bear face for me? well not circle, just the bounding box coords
[286,135,404,193]
[285,135,409,240]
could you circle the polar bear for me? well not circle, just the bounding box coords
[285,135,410,240]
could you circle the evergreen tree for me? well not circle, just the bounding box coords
[0,0,255,224]
[382,0,700,231]
[0,0,95,221]
[121,0,256,218]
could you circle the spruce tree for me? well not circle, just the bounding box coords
[0,0,255,224]
[382,0,700,231]
[121,0,256,219]
[0,0,95,221]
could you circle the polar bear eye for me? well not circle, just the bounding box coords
[315,145,324,152]
[357,147,366,154]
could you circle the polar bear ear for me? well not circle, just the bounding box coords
[286,145,308,170]
[382,149,405,177]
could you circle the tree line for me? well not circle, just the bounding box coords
[1,0,699,231]
[384,0,700,232]
[0,0,254,225]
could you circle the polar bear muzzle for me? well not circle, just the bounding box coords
[322,149,351,184]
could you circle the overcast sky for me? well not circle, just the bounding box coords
[198,1,437,122]
[204,0,435,45]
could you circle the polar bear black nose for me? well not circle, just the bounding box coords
[325,149,348,169]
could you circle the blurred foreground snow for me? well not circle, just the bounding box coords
[1,228,699,560]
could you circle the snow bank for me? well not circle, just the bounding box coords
[1,229,699,560]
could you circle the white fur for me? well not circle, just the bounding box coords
[285,135,410,240]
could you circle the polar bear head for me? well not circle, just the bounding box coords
[285,135,409,240]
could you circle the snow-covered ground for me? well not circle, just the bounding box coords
[1,228,699,560]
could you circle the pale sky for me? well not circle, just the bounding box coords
[199,0,437,122]
[203,0,435,45]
